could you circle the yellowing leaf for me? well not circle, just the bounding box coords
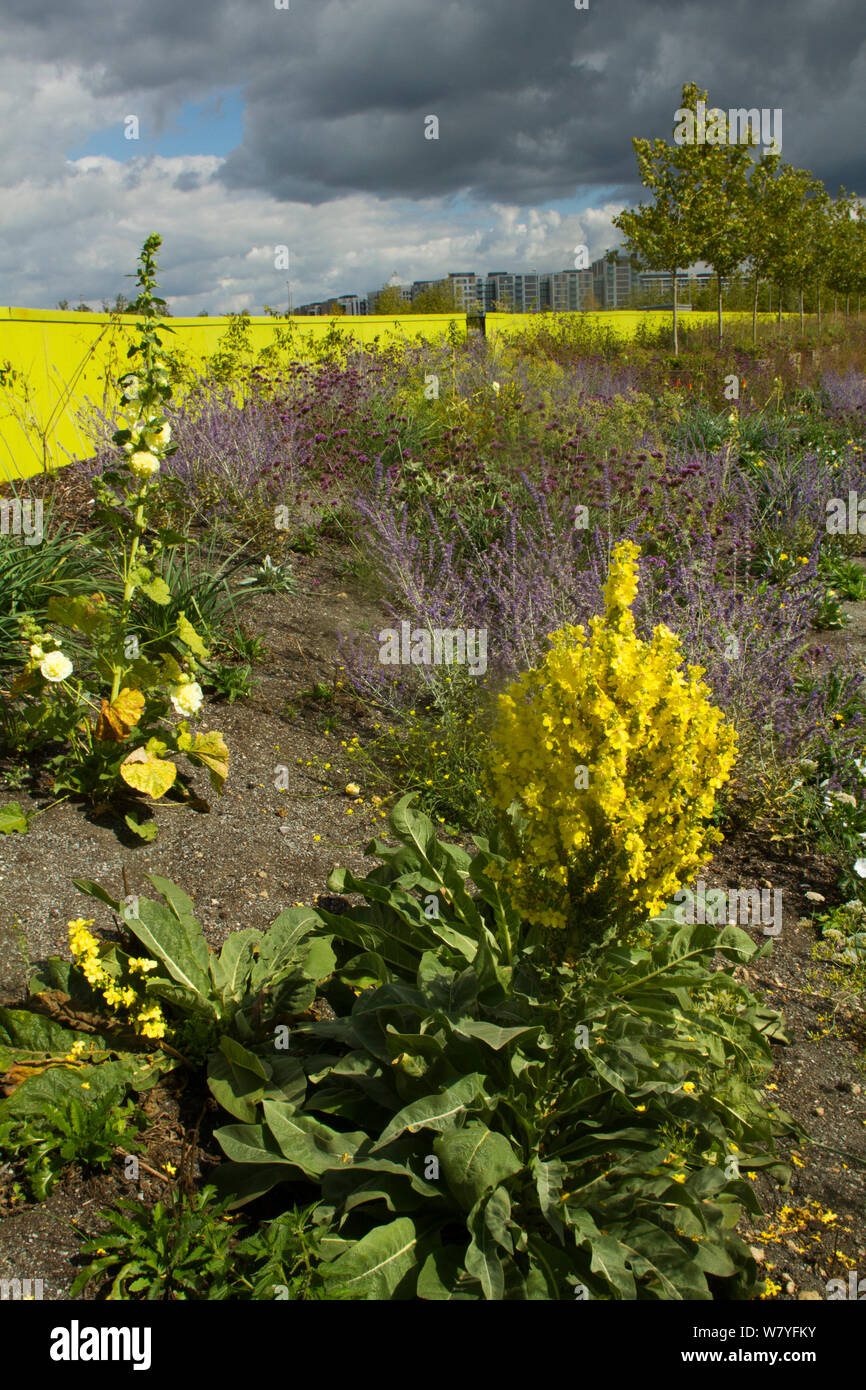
[139,576,172,606]
[120,747,177,799]
[96,699,124,742]
[46,593,111,636]
[113,688,145,728]
[176,612,209,660]
[96,688,146,741]
[188,730,229,793]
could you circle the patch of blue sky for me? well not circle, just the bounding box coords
[67,91,244,161]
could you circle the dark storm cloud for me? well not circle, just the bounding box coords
[3,0,866,203]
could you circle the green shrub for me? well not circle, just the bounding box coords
[209,796,796,1300]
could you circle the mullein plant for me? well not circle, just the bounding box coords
[487,539,738,951]
[6,235,228,813]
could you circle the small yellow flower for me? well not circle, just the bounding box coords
[682,1081,696,1093]
[345,782,361,797]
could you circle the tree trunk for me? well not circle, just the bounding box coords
[799,287,804,333]
[777,287,782,329]
[671,267,678,356]
[834,293,838,315]
[752,272,759,346]
[817,284,822,333]
[846,294,851,317]
[717,272,723,347]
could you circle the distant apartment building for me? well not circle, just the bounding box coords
[510,273,549,313]
[543,268,595,312]
[334,294,366,315]
[591,255,640,309]
[636,267,725,301]
[448,272,485,312]
[485,272,515,310]
[300,253,730,318]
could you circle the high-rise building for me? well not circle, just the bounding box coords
[511,273,550,313]
[448,272,484,312]
[485,272,515,310]
[591,254,640,308]
[540,269,595,312]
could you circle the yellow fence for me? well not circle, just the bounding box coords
[0,308,472,481]
[0,306,799,481]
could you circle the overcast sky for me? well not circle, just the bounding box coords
[1,0,865,313]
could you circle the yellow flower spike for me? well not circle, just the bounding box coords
[486,540,736,943]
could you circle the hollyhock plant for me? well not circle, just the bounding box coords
[4,235,228,817]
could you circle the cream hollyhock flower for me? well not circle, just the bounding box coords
[146,417,171,444]
[121,375,140,399]
[40,651,73,682]
[144,421,171,449]
[128,450,161,479]
[170,681,204,716]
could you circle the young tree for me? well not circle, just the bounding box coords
[370,284,408,315]
[411,279,458,313]
[673,83,752,346]
[746,153,783,342]
[825,189,862,318]
[796,183,831,333]
[613,129,699,354]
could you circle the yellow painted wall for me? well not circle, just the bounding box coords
[485,309,797,340]
[0,308,466,481]
[0,306,804,481]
